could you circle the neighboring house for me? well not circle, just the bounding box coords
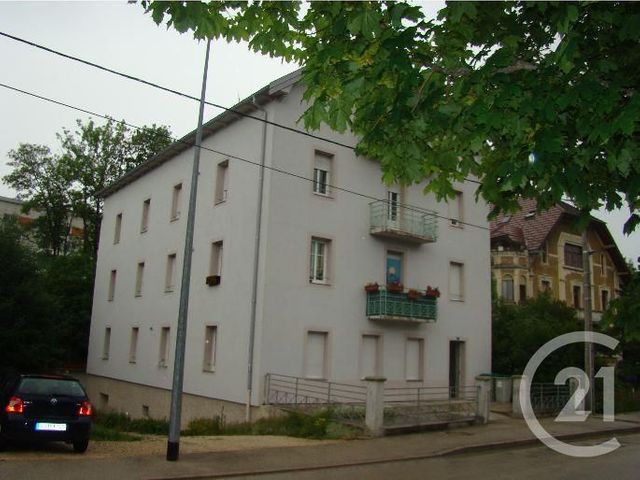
[0,195,84,238]
[85,71,491,424]
[490,199,630,321]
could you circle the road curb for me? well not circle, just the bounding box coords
[145,425,640,480]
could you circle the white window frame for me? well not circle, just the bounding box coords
[114,213,122,244]
[310,237,330,284]
[449,190,463,227]
[108,269,117,301]
[303,330,329,380]
[501,275,514,302]
[165,253,177,292]
[135,262,145,297]
[171,183,182,221]
[210,241,223,277]
[129,327,139,364]
[215,160,229,204]
[448,261,464,301]
[203,325,218,372]
[312,150,333,197]
[360,333,383,379]
[159,327,170,368]
[405,337,425,382]
[141,198,151,233]
[102,327,111,360]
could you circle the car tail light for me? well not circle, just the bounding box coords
[5,396,24,414]
[78,401,92,417]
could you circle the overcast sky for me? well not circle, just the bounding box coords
[0,1,637,265]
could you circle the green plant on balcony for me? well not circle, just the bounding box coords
[364,282,379,293]
[387,281,404,293]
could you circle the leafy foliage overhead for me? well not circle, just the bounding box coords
[144,1,640,232]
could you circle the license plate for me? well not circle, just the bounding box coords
[35,422,67,432]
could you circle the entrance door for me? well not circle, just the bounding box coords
[449,341,464,398]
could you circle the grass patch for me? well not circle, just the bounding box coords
[183,409,360,439]
[91,424,142,442]
[93,408,360,441]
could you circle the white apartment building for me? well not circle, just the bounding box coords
[86,71,491,424]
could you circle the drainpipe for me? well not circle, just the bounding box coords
[246,96,268,421]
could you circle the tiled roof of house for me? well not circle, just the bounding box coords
[490,198,566,251]
[490,198,630,275]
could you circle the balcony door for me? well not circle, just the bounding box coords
[386,251,403,286]
[386,190,400,229]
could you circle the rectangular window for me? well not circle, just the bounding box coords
[310,237,330,284]
[541,241,548,264]
[387,190,399,223]
[171,183,182,220]
[449,191,463,226]
[386,251,403,285]
[141,198,151,233]
[601,289,609,311]
[573,285,582,308]
[210,241,223,277]
[129,327,139,364]
[564,243,583,269]
[305,331,328,379]
[165,254,177,292]
[102,327,111,360]
[215,160,229,204]
[361,334,382,379]
[108,270,117,301]
[501,277,514,302]
[159,327,170,368]
[135,262,145,297]
[405,338,424,381]
[519,283,527,304]
[312,151,333,196]
[601,254,606,276]
[449,262,464,301]
[114,213,122,244]
[203,325,217,372]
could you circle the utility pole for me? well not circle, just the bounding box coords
[166,38,212,462]
[582,229,595,413]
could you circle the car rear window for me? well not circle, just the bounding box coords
[17,378,86,397]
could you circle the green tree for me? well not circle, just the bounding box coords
[4,144,75,255]
[602,269,640,382]
[143,1,640,231]
[59,118,172,256]
[0,217,65,371]
[492,295,582,381]
[3,118,172,258]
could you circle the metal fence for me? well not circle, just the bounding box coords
[369,200,438,242]
[530,383,571,415]
[383,385,478,426]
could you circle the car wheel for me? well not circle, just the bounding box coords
[72,439,89,453]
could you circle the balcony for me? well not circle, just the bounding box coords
[369,201,438,244]
[366,287,438,323]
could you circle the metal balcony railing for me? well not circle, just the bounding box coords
[366,288,438,323]
[369,201,438,243]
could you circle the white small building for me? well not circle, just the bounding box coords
[86,71,491,424]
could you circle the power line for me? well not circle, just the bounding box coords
[0,81,490,231]
[0,30,483,187]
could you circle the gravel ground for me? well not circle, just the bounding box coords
[0,435,340,461]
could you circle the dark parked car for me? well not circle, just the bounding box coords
[0,373,92,453]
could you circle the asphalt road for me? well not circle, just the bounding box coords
[223,433,640,480]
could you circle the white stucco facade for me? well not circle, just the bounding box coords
[86,73,491,422]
